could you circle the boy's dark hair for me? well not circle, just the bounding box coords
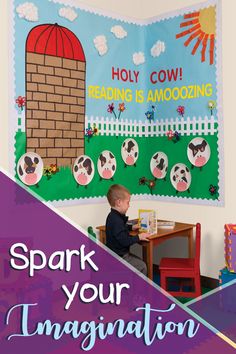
[107,184,130,207]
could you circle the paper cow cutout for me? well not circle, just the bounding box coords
[73,155,95,186]
[17,152,43,186]
[121,138,139,167]
[187,137,211,168]
[170,163,191,193]
[150,152,168,180]
[97,150,116,180]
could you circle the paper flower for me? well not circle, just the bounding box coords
[50,164,59,174]
[177,105,185,117]
[118,103,126,112]
[174,131,181,142]
[59,7,78,22]
[151,40,165,57]
[133,52,145,66]
[16,2,39,22]
[15,96,26,111]
[92,124,99,136]
[166,130,174,140]
[43,166,52,180]
[107,102,125,119]
[107,103,115,113]
[85,127,94,142]
[85,124,99,142]
[111,25,127,39]
[145,105,156,122]
[93,35,108,56]
[145,111,154,122]
[43,164,59,180]
[208,100,216,115]
[209,184,218,196]
[138,177,156,194]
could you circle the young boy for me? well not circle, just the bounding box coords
[106,184,150,275]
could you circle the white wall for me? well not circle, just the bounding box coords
[1,0,235,279]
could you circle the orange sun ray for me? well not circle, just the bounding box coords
[176,23,201,39]
[184,29,202,47]
[201,34,209,62]
[180,19,199,27]
[191,31,205,55]
[184,12,200,19]
[176,7,216,65]
[209,34,215,65]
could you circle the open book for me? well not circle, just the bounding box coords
[157,221,175,229]
[138,209,157,235]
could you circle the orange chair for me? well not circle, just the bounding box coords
[159,223,201,298]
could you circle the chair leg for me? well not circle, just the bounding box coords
[160,272,167,291]
[194,274,201,297]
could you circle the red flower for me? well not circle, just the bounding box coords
[166,130,174,140]
[107,103,115,113]
[177,105,185,117]
[118,103,126,112]
[15,96,26,110]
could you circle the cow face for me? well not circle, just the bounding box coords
[187,138,211,167]
[150,151,168,179]
[73,155,95,186]
[17,152,43,186]
[97,150,116,180]
[121,138,139,166]
[170,163,191,192]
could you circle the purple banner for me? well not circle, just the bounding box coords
[0,171,234,353]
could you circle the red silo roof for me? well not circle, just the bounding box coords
[26,23,85,61]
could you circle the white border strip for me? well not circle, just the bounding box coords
[49,0,218,25]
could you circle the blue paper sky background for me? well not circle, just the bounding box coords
[13,0,217,121]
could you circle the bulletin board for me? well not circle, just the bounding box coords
[10,0,223,205]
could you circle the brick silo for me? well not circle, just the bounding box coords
[25,23,86,167]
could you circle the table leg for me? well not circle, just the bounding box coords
[143,242,153,280]
[188,228,194,257]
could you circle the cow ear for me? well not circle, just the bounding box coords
[188,143,195,151]
[18,165,23,176]
[153,153,158,159]
[174,166,179,172]
[24,156,32,166]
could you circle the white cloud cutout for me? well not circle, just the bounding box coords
[16,2,38,22]
[133,52,145,66]
[151,40,166,57]
[93,35,108,56]
[59,7,78,22]
[111,25,127,39]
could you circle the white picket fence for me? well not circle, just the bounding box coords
[86,115,217,137]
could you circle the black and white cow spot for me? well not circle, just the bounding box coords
[170,163,191,192]
[17,152,43,186]
[150,152,168,179]
[187,137,211,167]
[73,155,95,186]
[121,138,139,166]
[97,150,117,180]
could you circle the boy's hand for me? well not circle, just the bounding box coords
[138,232,150,242]
[132,223,140,231]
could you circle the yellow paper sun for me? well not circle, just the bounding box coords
[176,6,216,65]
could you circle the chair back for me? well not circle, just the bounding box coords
[194,223,201,269]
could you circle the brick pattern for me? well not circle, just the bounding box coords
[26,52,86,166]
